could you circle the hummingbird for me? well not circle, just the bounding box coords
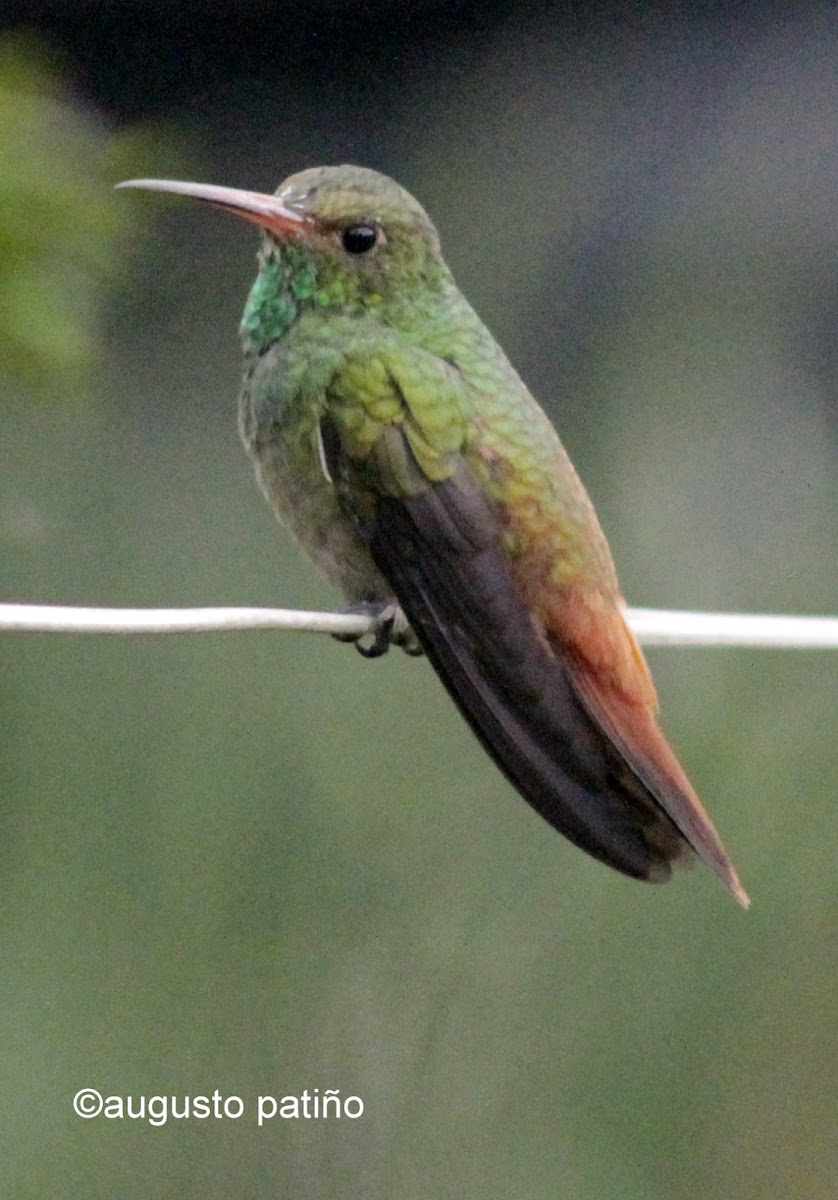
[118,166,748,907]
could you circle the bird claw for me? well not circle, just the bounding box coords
[333,601,424,658]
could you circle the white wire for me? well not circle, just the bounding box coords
[626,608,838,648]
[0,603,835,647]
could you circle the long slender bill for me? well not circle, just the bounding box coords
[116,178,314,238]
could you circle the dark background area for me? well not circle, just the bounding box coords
[1,3,835,1198]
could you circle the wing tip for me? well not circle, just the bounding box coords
[653,850,750,908]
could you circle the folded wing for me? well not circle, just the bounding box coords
[324,353,748,904]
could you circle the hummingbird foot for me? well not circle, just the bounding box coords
[333,601,424,658]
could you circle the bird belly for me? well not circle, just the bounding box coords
[243,408,390,602]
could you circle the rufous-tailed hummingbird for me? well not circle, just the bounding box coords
[119,166,748,907]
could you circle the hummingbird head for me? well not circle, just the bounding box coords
[118,166,453,353]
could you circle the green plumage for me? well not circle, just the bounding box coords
[238,166,616,604]
[118,164,747,903]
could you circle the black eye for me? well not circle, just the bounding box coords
[341,224,379,255]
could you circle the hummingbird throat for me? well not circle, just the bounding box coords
[239,245,353,356]
[240,253,303,355]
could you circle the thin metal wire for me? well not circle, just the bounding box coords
[0,603,836,647]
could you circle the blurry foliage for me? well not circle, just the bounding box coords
[0,33,181,395]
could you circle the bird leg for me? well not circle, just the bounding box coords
[333,600,424,658]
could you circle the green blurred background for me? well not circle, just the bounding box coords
[1,3,835,1197]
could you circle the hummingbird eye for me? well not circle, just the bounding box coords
[340,223,379,255]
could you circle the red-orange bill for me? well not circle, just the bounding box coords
[116,178,314,239]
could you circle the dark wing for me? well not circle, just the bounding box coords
[323,352,747,903]
[324,420,700,886]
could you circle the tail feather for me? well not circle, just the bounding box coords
[367,478,722,888]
